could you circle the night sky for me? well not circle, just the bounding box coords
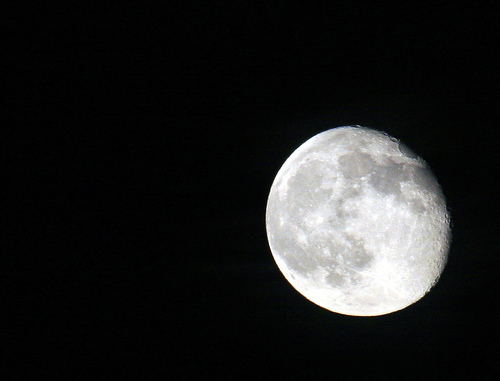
[5,1,499,378]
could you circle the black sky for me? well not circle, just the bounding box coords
[4,1,499,378]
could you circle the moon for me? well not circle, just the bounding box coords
[266,126,451,316]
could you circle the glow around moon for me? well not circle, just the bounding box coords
[266,126,451,316]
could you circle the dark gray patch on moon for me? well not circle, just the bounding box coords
[326,269,348,287]
[338,151,375,179]
[278,244,311,275]
[344,238,373,269]
[408,198,426,213]
[412,165,442,198]
[341,184,361,199]
[369,162,407,195]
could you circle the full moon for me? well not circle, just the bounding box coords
[266,126,451,316]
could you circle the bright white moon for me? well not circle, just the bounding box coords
[266,126,451,316]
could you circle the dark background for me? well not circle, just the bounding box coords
[4,1,499,378]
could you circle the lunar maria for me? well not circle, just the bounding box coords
[265,126,451,316]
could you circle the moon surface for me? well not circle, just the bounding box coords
[266,126,451,316]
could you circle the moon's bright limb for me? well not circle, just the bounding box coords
[266,126,451,316]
